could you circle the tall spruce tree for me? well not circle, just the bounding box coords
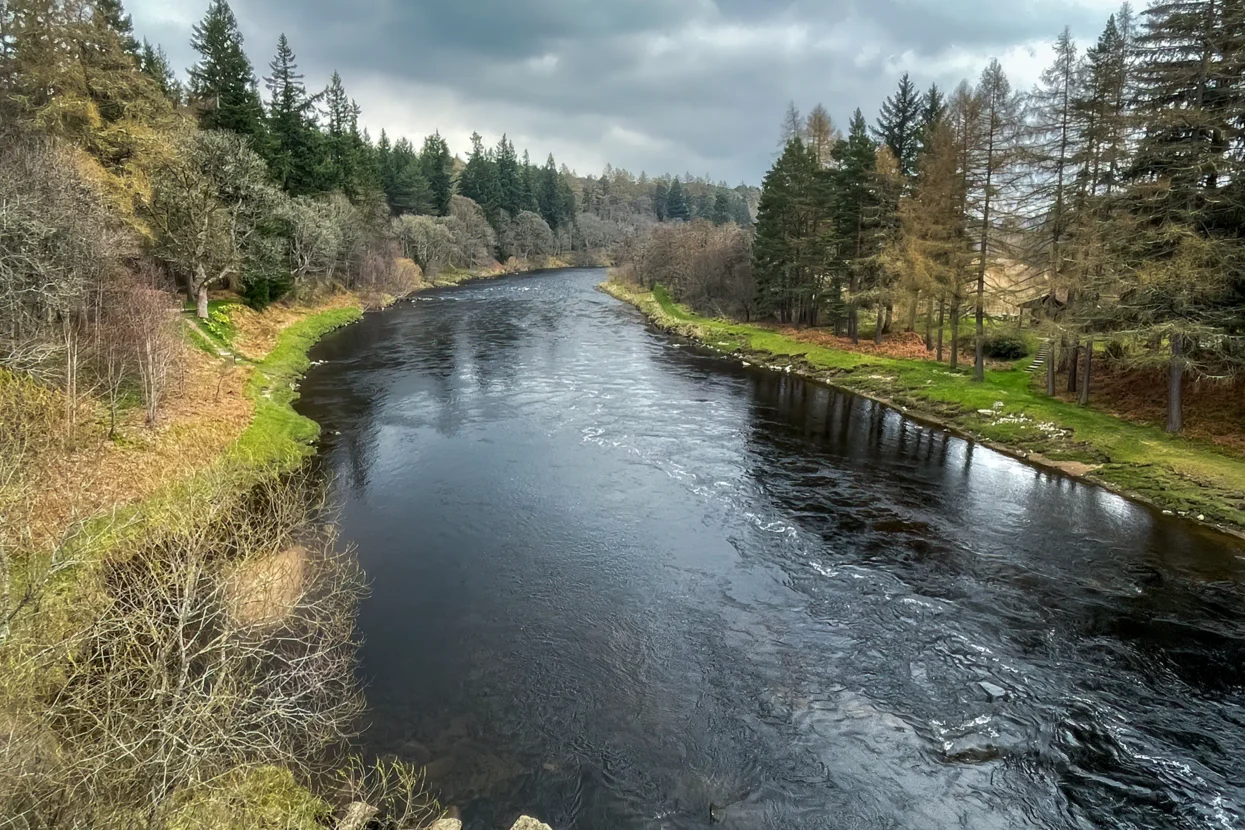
[420,132,454,216]
[753,138,827,325]
[263,34,323,195]
[917,83,947,154]
[666,177,690,221]
[188,0,265,142]
[495,134,521,216]
[140,39,181,105]
[653,179,669,221]
[874,73,922,179]
[834,109,880,341]
[459,131,501,218]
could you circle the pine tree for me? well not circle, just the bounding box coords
[96,0,139,57]
[420,132,453,216]
[874,73,922,179]
[666,177,690,221]
[653,179,669,221]
[711,192,731,225]
[459,132,501,218]
[1028,29,1087,303]
[518,149,539,212]
[891,119,970,359]
[384,136,430,215]
[917,83,947,155]
[834,109,880,341]
[1116,0,1245,432]
[263,33,323,195]
[495,134,521,216]
[753,138,827,325]
[1081,8,1136,196]
[188,0,265,142]
[969,59,1024,382]
[140,39,181,105]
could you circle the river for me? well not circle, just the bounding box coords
[297,268,1245,830]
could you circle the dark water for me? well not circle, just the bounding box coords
[297,268,1245,830]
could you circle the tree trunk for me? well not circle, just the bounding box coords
[1046,338,1056,397]
[907,294,919,333]
[924,298,934,352]
[874,308,884,345]
[973,280,985,382]
[1079,337,1092,406]
[884,303,893,335]
[1166,335,1184,434]
[1067,339,1079,394]
[197,284,209,320]
[950,300,960,370]
[936,299,946,363]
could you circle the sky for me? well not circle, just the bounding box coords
[128,0,1131,185]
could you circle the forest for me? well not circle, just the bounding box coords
[622,1,1244,436]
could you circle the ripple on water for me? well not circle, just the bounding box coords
[296,269,1245,830]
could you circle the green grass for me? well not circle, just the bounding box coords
[606,280,1245,533]
[231,305,361,470]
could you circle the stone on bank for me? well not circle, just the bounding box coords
[425,817,552,830]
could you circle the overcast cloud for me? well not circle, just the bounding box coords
[129,0,1128,184]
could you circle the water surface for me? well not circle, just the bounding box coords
[298,268,1245,830]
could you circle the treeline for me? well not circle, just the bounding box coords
[628,1,1244,434]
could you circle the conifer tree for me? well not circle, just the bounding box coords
[653,179,669,221]
[96,0,139,57]
[419,132,453,216]
[969,60,1023,382]
[834,109,880,341]
[1116,0,1245,432]
[386,136,430,215]
[263,33,323,195]
[665,177,690,221]
[917,83,946,154]
[518,149,539,212]
[779,100,804,145]
[874,73,922,179]
[753,138,827,324]
[1028,29,1087,306]
[805,103,839,167]
[140,39,181,105]
[459,131,501,218]
[188,0,265,142]
[712,192,731,225]
[495,134,521,216]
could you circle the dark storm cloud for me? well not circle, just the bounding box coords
[132,0,1122,182]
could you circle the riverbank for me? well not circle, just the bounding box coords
[601,277,1245,537]
[3,263,581,827]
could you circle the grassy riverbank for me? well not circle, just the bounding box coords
[602,278,1245,535]
[0,261,577,826]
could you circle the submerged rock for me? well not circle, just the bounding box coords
[978,681,1009,702]
[428,819,462,830]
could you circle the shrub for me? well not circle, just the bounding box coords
[980,331,1030,360]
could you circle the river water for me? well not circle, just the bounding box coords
[297,268,1245,830]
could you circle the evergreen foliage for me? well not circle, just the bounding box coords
[188,0,265,142]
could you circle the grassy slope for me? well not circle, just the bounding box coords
[602,279,1245,534]
[15,301,362,826]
